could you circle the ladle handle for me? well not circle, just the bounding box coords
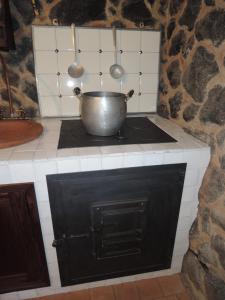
[71,23,78,61]
[113,27,117,64]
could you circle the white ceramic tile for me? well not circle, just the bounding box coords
[143,152,164,166]
[140,53,159,73]
[164,152,184,164]
[81,74,101,92]
[121,30,140,51]
[0,165,11,184]
[33,26,56,51]
[57,158,80,173]
[140,74,159,93]
[121,74,140,94]
[60,96,80,116]
[35,51,58,74]
[127,94,139,113]
[18,289,38,300]
[79,51,99,73]
[34,161,57,181]
[141,31,160,52]
[9,151,34,162]
[100,52,114,73]
[37,201,52,220]
[39,96,61,117]
[59,74,81,96]
[55,27,73,50]
[100,29,120,51]
[121,52,140,73]
[102,155,123,170]
[101,74,121,92]
[77,28,100,51]
[9,163,35,183]
[139,93,157,112]
[123,154,143,167]
[37,75,59,96]
[34,181,49,203]
[57,51,75,74]
[0,292,19,300]
[80,157,102,171]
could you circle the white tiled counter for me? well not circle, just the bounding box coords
[0,115,210,300]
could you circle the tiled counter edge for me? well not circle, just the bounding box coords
[0,116,210,300]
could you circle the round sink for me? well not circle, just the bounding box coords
[0,120,43,149]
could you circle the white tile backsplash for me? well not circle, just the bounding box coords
[33,26,160,117]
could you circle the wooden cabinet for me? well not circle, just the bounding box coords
[0,183,49,294]
[0,0,15,51]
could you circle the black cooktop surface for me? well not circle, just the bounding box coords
[58,117,177,149]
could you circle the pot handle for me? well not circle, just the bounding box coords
[125,90,134,102]
[74,87,82,99]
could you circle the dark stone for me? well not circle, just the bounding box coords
[182,35,195,58]
[167,18,176,39]
[179,0,202,31]
[158,0,168,16]
[1,89,21,107]
[8,70,20,88]
[182,46,219,103]
[169,30,186,56]
[159,24,166,46]
[198,243,218,267]
[123,0,157,27]
[221,155,225,170]
[25,107,38,118]
[169,0,184,16]
[147,0,156,5]
[216,129,225,147]
[204,0,215,5]
[167,59,181,89]
[157,102,169,119]
[7,36,33,65]
[211,212,225,232]
[26,56,35,75]
[11,0,34,25]
[111,21,125,28]
[224,57,225,67]
[11,16,20,32]
[200,85,225,125]
[169,92,182,118]
[46,0,54,3]
[196,9,225,47]
[159,78,168,95]
[109,7,116,16]
[110,0,119,5]
[183,104,199,122]
[200,207,211,234]
[183,128,215,151]
[22,81,38,103]
[182,250,205,290]
[205,168,225,203]
[49,0,106,25]
[205,271,225,300]
[189,218,199,239]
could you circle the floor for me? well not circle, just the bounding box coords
[31,274,192,300]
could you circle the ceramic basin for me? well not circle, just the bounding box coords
[0,120,43,149]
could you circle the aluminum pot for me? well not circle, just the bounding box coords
[74,87,134,136]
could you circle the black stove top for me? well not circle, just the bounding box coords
[58,117,177,149]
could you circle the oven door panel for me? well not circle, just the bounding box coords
[47,164,186,286]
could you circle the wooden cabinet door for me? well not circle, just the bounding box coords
[0,183,49,294]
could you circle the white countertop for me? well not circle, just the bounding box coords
[0,115,209,163]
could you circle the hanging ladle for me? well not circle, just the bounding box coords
[68,23,84,78]
[109,27,124,79]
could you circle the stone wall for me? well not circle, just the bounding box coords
[1,1,225,299]
[158,1,225,299]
